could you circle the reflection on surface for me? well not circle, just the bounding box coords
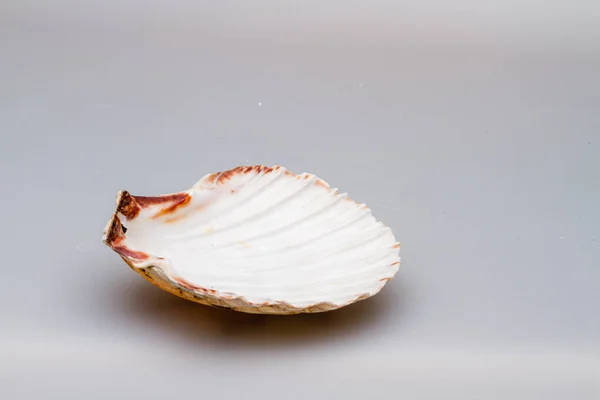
[105,262,408,350]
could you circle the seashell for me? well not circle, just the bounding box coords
[102,165,401,314]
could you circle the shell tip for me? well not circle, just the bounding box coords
[102,212,126,246]
[115,190,141,220]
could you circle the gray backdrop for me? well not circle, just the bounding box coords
[1,2,599,398]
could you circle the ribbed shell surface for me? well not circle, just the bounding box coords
[103,165,401,314]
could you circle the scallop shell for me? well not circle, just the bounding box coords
[102,165,401,314]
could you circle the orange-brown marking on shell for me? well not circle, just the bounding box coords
[315,179,330,189]
[165,214,186,224]
[284,170,294,177]
[152,194,192,219]
[380,277,392,282]
[217,166,246,183]
[135,193,189,208]
[217,170,234,183]
[391,261,400,266]
[112,245,150,261]
[174,276,204,291]
[167,198,214,222]
[393,243,400,249]
[117,191,141,220]
[207,172,221,184]
[104,214,126,244]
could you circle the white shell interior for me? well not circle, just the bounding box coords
[119,167,400,307]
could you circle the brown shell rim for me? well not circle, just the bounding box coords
[102,164,401,315]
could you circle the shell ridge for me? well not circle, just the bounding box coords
[199,232,398,278]
[167,169,285,240]
[296,224,396,264]
[213,218,390,267]
[206,188,345,249]
[209,205,372,258]
[232,190,349,244]
[186,174,317,238]
[246,200,370,252]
